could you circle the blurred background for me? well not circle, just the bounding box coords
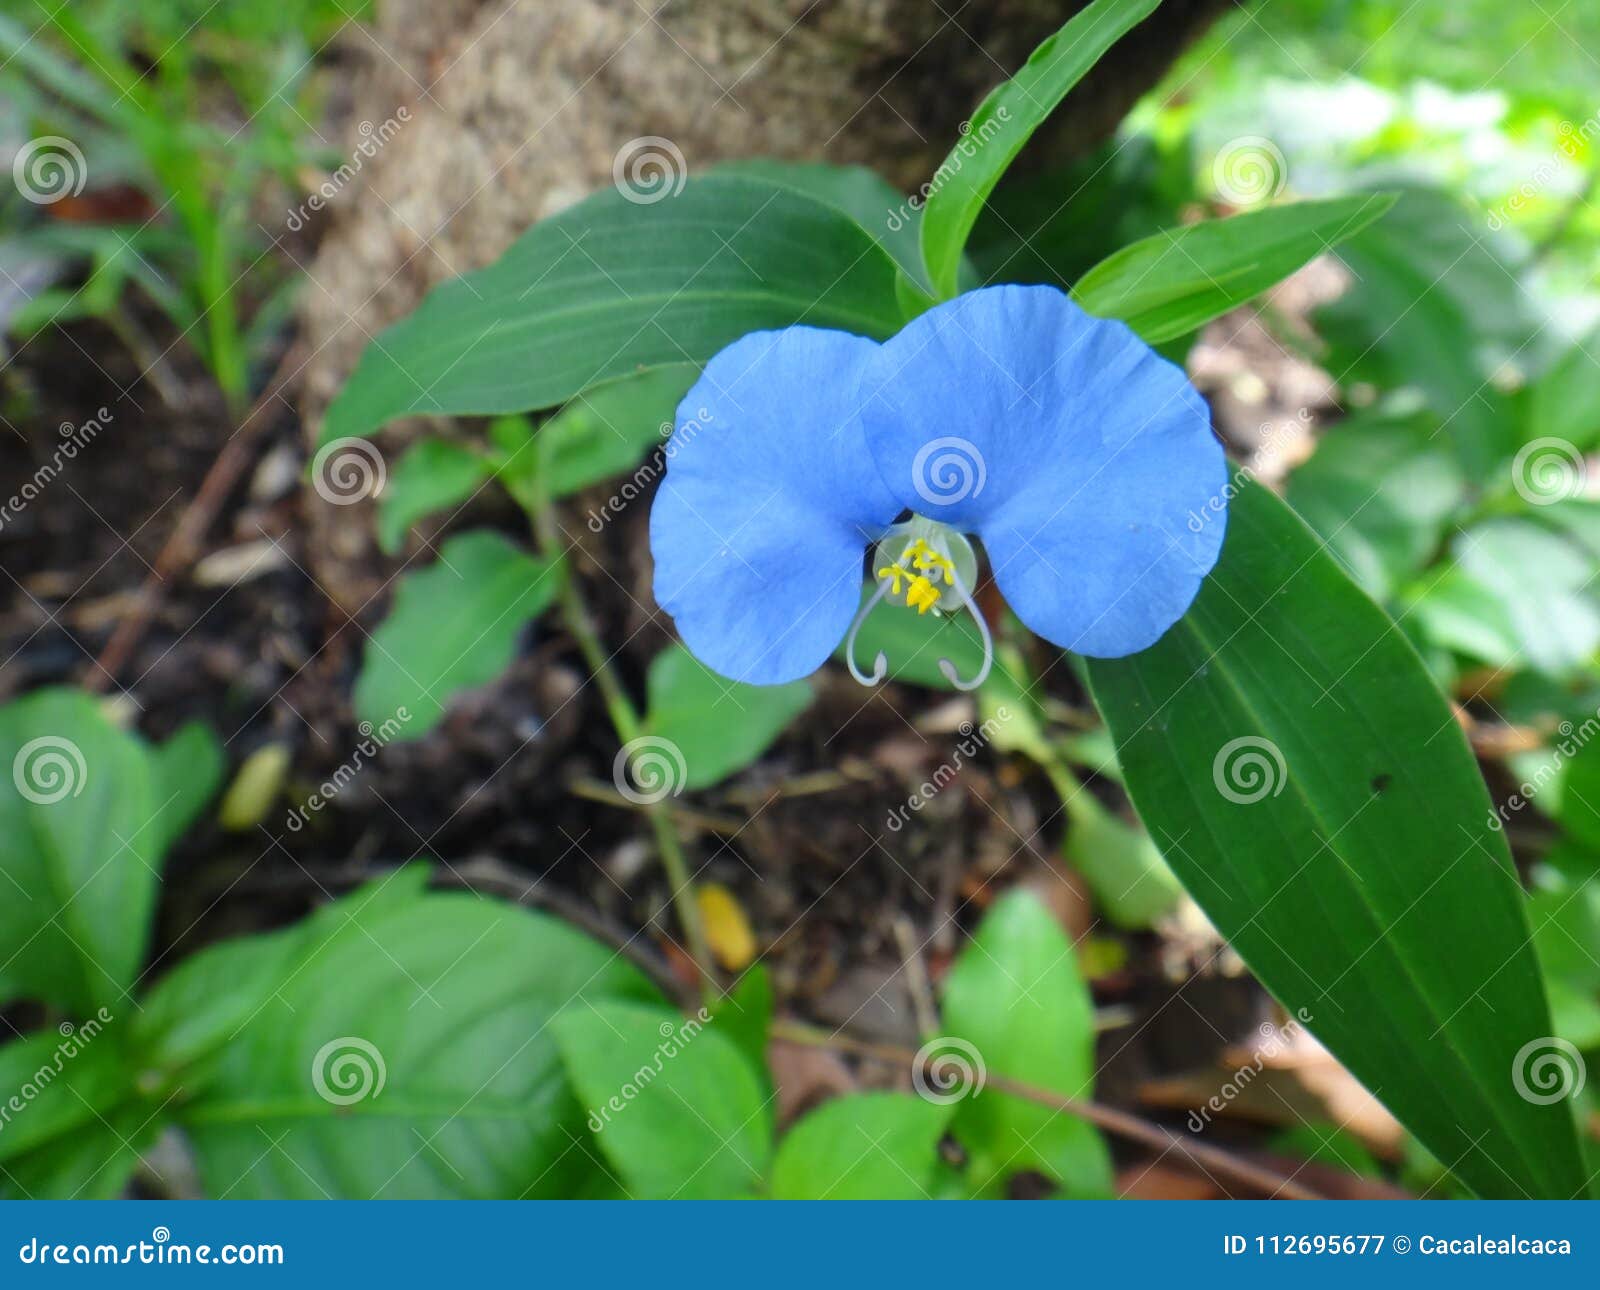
[1,0,1598,1199]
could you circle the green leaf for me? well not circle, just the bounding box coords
[354,530,563,738]
[1085,481,1588,1200]
[917,0,1160,298]
[498,364,698,503]
[1286,409,1467,601]
[1452,518,1600,678]
[1400,567,1523,667]
[1315,187,1548,475]
[712,966,775,1090]
[714,159,929,294]
[0,1019,134,1199]
[642,644,812,791]
[1559,742,1600,853]
[1073,194,1395,343]
[377,438,493,555]
[942,889,1111,1196]
[1527,328,1600,451]
[145,719,224,856]
[0,689,211,1015]
[771,1092,952,1199]
[320,176,908,446]
[551,1001,772,1199]
[835,584,990,689]
[172,871,662,1198]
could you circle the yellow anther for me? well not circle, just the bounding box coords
[906,575,942,615]
[875,565,907,594]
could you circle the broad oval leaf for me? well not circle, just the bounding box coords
[551,1001,772,1199]
[1085,481,1588,1200]
[170,869,662,1199]
[942,889,1111,1197]
[320,176,908,446]
[1072,194,1396,343]
[771,1092,952,1199]
[354,529,562,738]
[643,643,812,791]
[376,438,493,555]
[917,0,1159,299]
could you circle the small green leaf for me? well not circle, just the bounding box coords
[377,438,493,555]
[173,871,662,1198]
[771,1093,953,1199]
[321,177,907,446]
[354,529,562,738]
[145,719,224,855]
[942,889,1111,1196]
[1085,481,1588,1200]
[496,364,697,504]
[1073,194,1396,343]
[712,966,775,1088]
[1527,328,1600,452]
[1453,518,1600,678]
[551,1001,772,1199]
[0,689,213,1015]
[918,0,1160,298]
[643,643,811,791]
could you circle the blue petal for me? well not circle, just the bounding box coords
[859,284,1227,657]
[650,327,901,684]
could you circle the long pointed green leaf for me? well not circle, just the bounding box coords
[1085,481,1587,1200]
[320,176,907,446]
[918,0,1160,299]
[1073,193,1396,342]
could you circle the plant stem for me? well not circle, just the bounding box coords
[770,1020,1324,1200]
[528,495,716,998]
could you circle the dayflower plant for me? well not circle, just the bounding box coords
[649,284,1228,689]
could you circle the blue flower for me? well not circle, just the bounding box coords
[649,284,1227,687]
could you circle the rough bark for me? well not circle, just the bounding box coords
[296,0,1233,611]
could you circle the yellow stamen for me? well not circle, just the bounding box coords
[906,574,942,614]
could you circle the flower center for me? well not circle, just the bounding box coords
[846,517,992,691]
